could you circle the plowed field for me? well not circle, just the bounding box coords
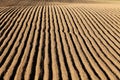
[0,3,120,80]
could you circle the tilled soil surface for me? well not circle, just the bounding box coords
[0,3,120,80]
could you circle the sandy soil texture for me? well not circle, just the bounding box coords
[0,1,120,80]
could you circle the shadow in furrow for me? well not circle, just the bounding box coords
[0,8,20,38]
[82,8,120,68]
[10,7,38,80]
[48,6,53,80]
[29,6,43,80]
[39,6,46,80]
[0,7,32,79]
[55,6,72,80]
[0,7,32,67]
[0,8,19,31]
[71,7,103,79]
[0,8,23,40]
[0,8,24,55]
[60,7,82,80]
[52,6,62,80]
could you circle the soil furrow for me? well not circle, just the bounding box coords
[61,6,81,80]
[0,7,25,50]
[79,7,119,79]
[87,9,120,53]
[1,3,120,80]
[56,6,73,80]
[82,8,120,61]
[3,7,36,80]
[0,7,24,39]
[81,8,120,65]
[0,7,33,78]
[54,6,69,80]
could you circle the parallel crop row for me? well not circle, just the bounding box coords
[0,5,120,80]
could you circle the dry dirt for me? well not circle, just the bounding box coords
[0,0,120,80]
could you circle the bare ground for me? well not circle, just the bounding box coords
[0,1,120,80]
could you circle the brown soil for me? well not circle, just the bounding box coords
[0,1,120,80]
